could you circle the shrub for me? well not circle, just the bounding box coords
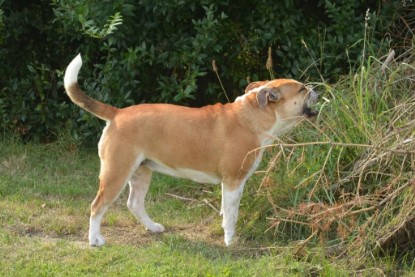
[0,0,406,142]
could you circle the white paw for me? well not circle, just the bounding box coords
[89,234,106,247]
[147,223,165,233]
[224,231,235,246]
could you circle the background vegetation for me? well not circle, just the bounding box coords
[0,0,405,142]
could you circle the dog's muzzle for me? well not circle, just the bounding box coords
[303,89,319,118]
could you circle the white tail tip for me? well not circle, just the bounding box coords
[64,54,83,89]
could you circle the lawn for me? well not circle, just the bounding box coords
[0,139,365,276]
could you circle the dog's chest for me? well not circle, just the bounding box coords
[143,160,222,184]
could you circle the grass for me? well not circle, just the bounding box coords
[0,139,348,276]
[0,135,413,276]
[0,236,344,276]
[241,49,415,273]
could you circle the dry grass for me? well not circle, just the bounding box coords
[0,154,27,176]
[255,49,415,263]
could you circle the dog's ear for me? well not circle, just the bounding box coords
[245,81,269,94]
[256,88,281,108]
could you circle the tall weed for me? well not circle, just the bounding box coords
[244,46,415,264]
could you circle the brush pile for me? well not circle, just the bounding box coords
[260,50,415,260]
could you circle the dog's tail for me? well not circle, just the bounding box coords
[64,54,117,121]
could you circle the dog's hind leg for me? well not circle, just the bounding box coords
[89,151,143,247]
[221,180,246,246]
[127,166,165,233]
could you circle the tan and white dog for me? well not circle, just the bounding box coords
[64,54,318,247]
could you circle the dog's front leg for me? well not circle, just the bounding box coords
[221,182,245,246]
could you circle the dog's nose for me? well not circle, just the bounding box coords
[307,89,319,106]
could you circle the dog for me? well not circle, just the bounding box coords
[64,54,318,247]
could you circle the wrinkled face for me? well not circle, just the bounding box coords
[237,79,319,120]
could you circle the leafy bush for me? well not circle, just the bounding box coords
[0,0,406,142]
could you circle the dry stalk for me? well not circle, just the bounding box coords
[308,146,333,198]
[256,150,282,193]
[267,177,414,250]
[257,77,415,255]
[266,47,275,79]
[212,60,230,103]
[264,141,415,155]
[381,49,396,73]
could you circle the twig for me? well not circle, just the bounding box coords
[202,199,219,213]
[165,193,197,202]
[377,180,411,207]
[165,193,219,213]
[249,141,415,155]
[257,151,282,193]
[355,268,386,277]
[266,217,311,233]
[381,49,395,73]
[347,205,377,216]
[233,245,294,252]
[295,229,319,253]
[212,60,230,103]
[266,47,275,79]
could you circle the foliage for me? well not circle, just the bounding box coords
[240,47,415,265]
[81,11,123,39]
[0,0,406,142]
[0,1,4,43]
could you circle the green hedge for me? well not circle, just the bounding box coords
[0,0,401,142]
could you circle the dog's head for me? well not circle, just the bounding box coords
[238,79,319,120]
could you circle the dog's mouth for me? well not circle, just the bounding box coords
[303,107,318,118]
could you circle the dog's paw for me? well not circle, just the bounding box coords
[224,231,235,246]
[89,234,106,247]
[147,223,165,233]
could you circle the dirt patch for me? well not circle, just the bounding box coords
[101,212,224,247]
[5,211,225,248]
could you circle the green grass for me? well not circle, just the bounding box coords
[0,234,346,276]
[0,138,413,276]
[0,139,363,275]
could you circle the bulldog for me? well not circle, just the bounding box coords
[63,54,318,247]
